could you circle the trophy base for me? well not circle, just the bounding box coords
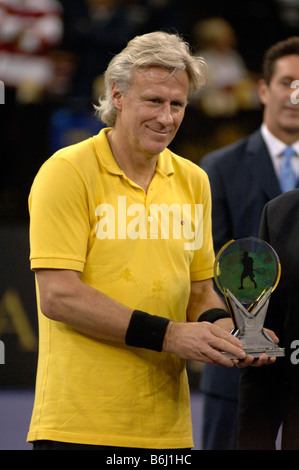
[221,288,285,360]
[223,346,285,359]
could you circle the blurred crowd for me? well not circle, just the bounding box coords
[1,0,298,112]
[1,0,299,223]
[0,0,185,108]
[0,0,64,104]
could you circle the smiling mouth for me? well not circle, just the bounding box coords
[284,104,299,112]
[281,108,299,118]
[147,126,173,135]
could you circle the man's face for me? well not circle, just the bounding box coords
[259,54,299,141]
[112,66,189,158]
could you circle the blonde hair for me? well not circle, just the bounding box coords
[94,31,207,126]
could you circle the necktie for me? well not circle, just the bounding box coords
[280,146,297,192]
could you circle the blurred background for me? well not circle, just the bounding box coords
[0,0,298,450]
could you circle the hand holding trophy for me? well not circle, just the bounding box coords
[214,237,285,359]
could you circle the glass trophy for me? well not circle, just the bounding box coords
[214,237,285,358]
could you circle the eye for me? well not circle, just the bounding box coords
[280,78,293,88]
[171,101,184,108]
[149,98,161,104]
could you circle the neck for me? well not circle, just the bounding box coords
[107,130,158,192]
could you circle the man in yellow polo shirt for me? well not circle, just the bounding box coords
[27,31,272,451]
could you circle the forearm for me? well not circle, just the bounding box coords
[36,269,132,342]
[186,279,234,333]
[187,279,227,322]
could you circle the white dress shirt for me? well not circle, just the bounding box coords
[260,123,299,179]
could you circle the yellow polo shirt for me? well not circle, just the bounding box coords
[27,128,215,448]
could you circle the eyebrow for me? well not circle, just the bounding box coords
[143,93,187,104]
[279,74,297,81]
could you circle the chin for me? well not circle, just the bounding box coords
[281,121,299,134]
[145,141,169,155]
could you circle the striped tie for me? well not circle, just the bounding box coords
[280,146,297,192]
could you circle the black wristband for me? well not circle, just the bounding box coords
[197,308,230,323]
[125,310,170,352]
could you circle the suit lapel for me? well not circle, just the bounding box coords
[245,130,281,199]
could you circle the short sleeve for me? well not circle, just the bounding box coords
[29,156,90,272]
[189,170,215,281]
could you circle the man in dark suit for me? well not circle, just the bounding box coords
[199,36,299,450]
[238,189,299,449]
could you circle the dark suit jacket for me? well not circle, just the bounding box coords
[238,189,299,450]
[199,129,282,402]
[200,129,282,254]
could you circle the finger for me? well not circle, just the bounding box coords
[234,354,277,368]
[210,323,244,348]
[196,338,244,367]
[250,354,276,367]
[264,328,279,344]
[198,346,236,368]
[233,356,255,368]
[208,324,246,360]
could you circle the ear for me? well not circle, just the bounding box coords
[111,82,123,111]
[257,79,269,107]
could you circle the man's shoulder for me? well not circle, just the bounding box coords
[200,129,262,168]
[266,188,299,213]
[32,136,98,189]
[168,149,209,181]
[52,135,95,162]
[200,137,248,166]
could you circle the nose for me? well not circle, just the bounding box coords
[157,103,174,126]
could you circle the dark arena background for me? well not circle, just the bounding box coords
[0,0,296,450]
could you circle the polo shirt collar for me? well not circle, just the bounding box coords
[93,128,175,178]
[93,128,123,176]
